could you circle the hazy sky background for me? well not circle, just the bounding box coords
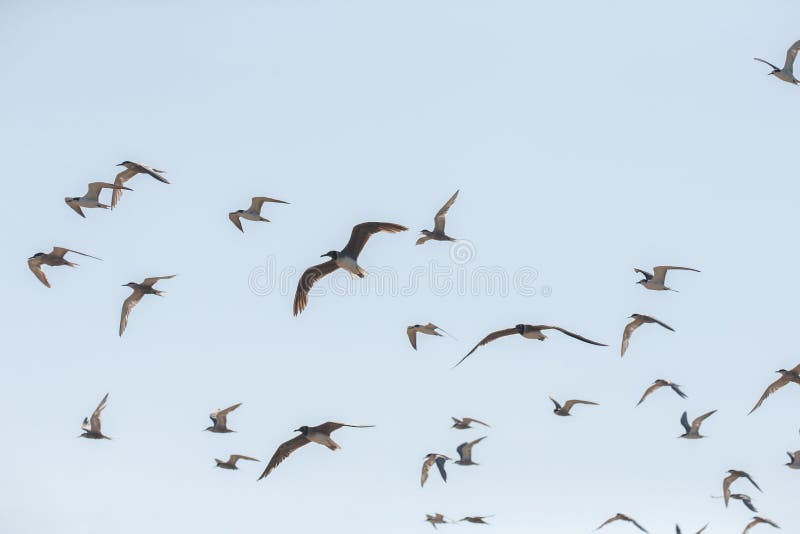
[2,1,799,532]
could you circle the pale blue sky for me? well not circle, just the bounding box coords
[2,1,799,532]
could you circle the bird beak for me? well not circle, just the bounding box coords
[293,428,301,432]
[116,163,124,166]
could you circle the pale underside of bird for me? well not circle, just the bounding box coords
[676,525,708,534]
[416,190,459,245]
[723,470,762,507]
[459,516,493,524]
[80,393,110,440]
[119,275,176,336]
[549,396,599,416]
[421,453,450,487]
[205,403,242,433]
[743,516,780,533]
[679,410,716,439]
[634,265,699,292]
[455,436,486,466]
[65,181,132,217]
[215,454,260,470]
[637,379,687,406]
[754,39,800,84]
[27,247,101,288]
[293,222,408,315]
[786,450,800,469]
[596,513,648,532]
[621,314,675,357]
[407,323,453,350]
[258,422,374,480]
[451,417,490,430]
[425,514,448,529]
[749,364,800,414]
[455,323,607,367]
[111,161,169,209]
[228,196,289,232]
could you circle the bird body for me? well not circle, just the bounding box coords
[679,410,716,439]
[550,396,599,416]
[634,265,699,291]
[786,451,800,469]
[421,453,450,487]
[723,470,762,507]
[228,196,288,232]
[407,323,452,350]
[112,161,169,208]
[460,516,492,524]
[743,516,780,533]
[417,190,459,245]
[27,247,101,288]
[205,403,242,433]
[754,40,800,84]
[455,436,486,466]
[621,314,674,357]
[119,275,176,336]
[65,182,131,217]
[637,379,687,406]
[79,393,110,440]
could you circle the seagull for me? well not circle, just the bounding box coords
[119,275,176,336]
[425,514,448,530]
[786,450,800,469]
[723,470,762,507]
[754,40,800,85]
[549,396,599,416]
[65,182,132,217]
[205,403,242,433]
[228,196,289,232]
[416,190,459,245]
[637,379,687,406]
[214,454,260,470]
[293,222,408,315]
[421,453,450,487]
[79,393,110,440]
[27,247,101,288]
[455,324,607,367]
[634,266,699,292]
[596,513,648,532]
[713,493,758,512]
[454,436,486,466]
[451,417,490,430]
[749,364,800,414]
[743,517,780,534]
[407,323,453,350]
[459,516,493,524]
[621,314,674,357]
[679,410,716,439]
[257,422,374,480]
[111,161,169,208]
[676,526,708,534]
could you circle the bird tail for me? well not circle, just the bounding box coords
[154,290,166,297]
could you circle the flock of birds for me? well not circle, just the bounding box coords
[27,37,800,533]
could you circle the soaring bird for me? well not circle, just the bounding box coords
[713,493,758,512]
[425,514,448,530]
[621,314,674,357]
[754,39,800,84]
[679,410,716,439]
[112,161,169,208]
[749,364,800,414]
[455,436,486,466]
[637,379,687,406]
[228,196,289,232]
[421,453,450,487]
[205,403,242,433]
[214,454,260,470]
[455,324,606,367]
[65,181,131,217]
[79,393,110,440]
[596,513,648,532]
[119,275,176,336]
[459,516,493,524]
[549,396,599,417]
[743,517,780,533]
[451,417,490,430]
[634,266,699,292]
[786,450,800,469]
[407,323,452,350]
[257,422,374,480]
[723,470,762,507]
[27,247,101,288]
[293,222,407,315]
[416,190,460,245]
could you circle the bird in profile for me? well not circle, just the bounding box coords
[723,470,762,507]
[258,422,374,479]
[27,247,101,288]
[634,265,699,292]
[407,323,453,350]
[459,516,493,524]
[754,39,800,84]
[549,396,599,416]
[425,514,448,530]
[421,453,450,487]
[676,525,708,534]
[205,403,242,433]
[451,417,490,430]
[455,324,607,367]
[637,379,687,406]
[713,493,758,512]
[621,314,674,357]
[743,517,780,533]
[293,222,408,315]
[455,436,486,466]
[79,393,110,440]
[786,450,800,469]
[65,182,132,217]
[112,161,169,208]
[119,275,176,336]
[214,454,259,470]
[595,513,648,532]
[749,364,800,414]
[228,196,289,232]
[679,410,716,439]
[416,190,460,245]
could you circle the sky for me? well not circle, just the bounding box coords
[1,1,799,532]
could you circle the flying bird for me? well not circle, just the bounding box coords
[293,222,408,315]
[754,39,800,84]
[451,417,490,430]
[425,514,448,530]
[743,517,780,533]
[257,422,374,480]
[214,454,260,470]
[713,493,758,512]
[205,403,242,433]
[119,275,176,336]
[228,196,289,232]
[65,181,131,217]
[749,364,800,414]
[459,516,493,524]
[595,513,648,532]
[112,161,169,208]
[549,396,599,416]
[786,450,800,469]
[723,470,762,507]
[676,526,708,534]
[79,393,110,440]
[637,379,687,406]
[455,436,486,466]
[679,410,716,439]
[421,453,450,487]
[455,324,607,367]
[634,266,699,292]
[621,314,674,357]
[416,190,460,245]
[407,323,452,350]
[27,247,101,288]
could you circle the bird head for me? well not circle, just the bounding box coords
[636,279,646,285]
[28,252,44,260]
[64,197,77,203]
[117,161,132,167]
[294,425,309,434]
[320,251,338,259]
[122,282,138,288]
[514,324,525,332]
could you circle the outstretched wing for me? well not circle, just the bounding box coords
[229,212,244,232]
[753,57,780,71]
[293,260,339,316]
[454,328,519,367]
[462,417,490,427]
[749,375,791,414]
[690,410,716,433]
[143,274,176,287]
[633,268,653,281]
[652,265,700,284]
[90,393,109,433]
[340,222,408,259]
[785,40,800,73]
[313,422,375,435]
[249,196,289,213]
[433,190,459,233]
[637,382,663,406]
[213,403,242,428]
[27,258,50,288]
[407,327,418,350]
[52,247,101,261]
[680,411,691,434]
[539,326,607,346]
[119,290,144,336]
[112,168,137,208]
[230,454,260,463]
[258,434,310,480]
[563,399,598,411]
[415,235,433,245]
[621,318,644,357]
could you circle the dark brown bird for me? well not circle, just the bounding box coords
[425,514,448,530]
[204,403,242,433]
[455,436,486,466]
[637,379,687,406]
[27,247,101,288]
[723,470,762,507]
[749,364,800,414]
[421,453,450,487]
[596,513,648,532]
[79,393,110,440]
[214,454,259,470]
[459,516,493,524]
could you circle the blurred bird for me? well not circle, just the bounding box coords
[621,314,674,357]
[754,39,800,84]
[634,265,699,291]
[679,410,716,439]
[425,514,448,530]
[451,417,490,430]
[786,450,800,469]
[459,516,493,524]
[79,393,110,440]
[228,196,289,232]
[65,181,131,217]
[637,379,687,406]
[27,247,101,288]
[455,436,486,466]
[407,323,453,350]
[214,454,259,470]
[676,526,708,534]
[205,403,242,433]
[421,453,450,487]
[723,470,762,507]
[743,517,780,533]
[119,275,176,336]
[596,513,648,532]
[549,396,599,416]
[713,493,758,512]
[112,161,169,208]
[416,190,460,245]
[749,364,800,414]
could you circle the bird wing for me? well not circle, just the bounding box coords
[257,434,311,480]
[249,196,289,213]
[695,524,708,534]
[723,474,735,506]
[637,382,663,406]
[749,374,791,414]
[228,212,244,232]
[433,190,459,233]
[742,496,757,512]
[66,201,86,218]
[670,383,688,399]
[119,290,144,336]
[538,326,607,346]
[313,422,374,435]
[407,327,418,350]
[629,518,648,533]
[462,417,490,427]
[90,393,108,433]
[136,163,169,183]
[415,235,433,245]
[435,456,448,482]
[743,518,757,534]
[563,399,598,411]
[753,57,780,70]
[680,411,692,434]
[621,317,644,357]
[214,402,242,428]
[293,260,339,316]
[27,258,50,288]
[81,416,91,432]
[743,473,762,492]
[86,181,123,201]
[142,274,176,288]
[649,316,675,331]
[454,327,519,367]
[633,268,653,281]
[230,454,260,463]
[690,410,716,433]
[340,222,408,259]
[549,396,562,411]
[457,436,486,462]
[652,266,699,284]
[596,516,618,530]
[421,456,434,486]
[112,168,137,208]
[52,247,101,261]
[785,40,800,73]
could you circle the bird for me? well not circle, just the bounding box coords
[454,436,486,466]
[111,161,169,208]
[407,323,453,350]
[119,275,176,336]
[421,453,450,487]
[713,493,758,512]
[79,393,110,440]
[621,314,674,357]
[27,247,101,288]
[637,379,687,406]
[754,39,800,85]
[455,324,607,367]
[416,190,460,245]
[743,517,780,533]
[786,451,800,469]
[65,181,131,217]
[425,514,448,530]
[549,396,599,416]
[749,364,800,414]
[723,470,762,507]
[634,265,699,291]
[595,513,648,532]
[679,410,716,439]
[214,454,260,470]
[293,222,408,315]
[257,422,374,480]
[205,403,242,433]
[676,526,708,534]
[228,196,289,232]
[459,516,493,524]
[451,417,490,430]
